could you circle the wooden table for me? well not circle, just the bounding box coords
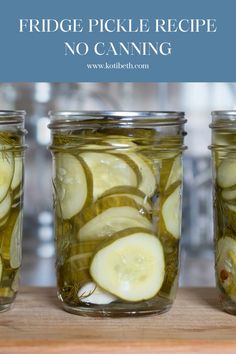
[0,287,236,353]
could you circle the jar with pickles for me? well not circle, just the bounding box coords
[210,111,236,314]
[0,111,26,312]
[49,111,187,316]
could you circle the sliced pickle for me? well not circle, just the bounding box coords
[103,136,136,149]
[161,186,181,239]
[79,152,138,200]
[100,186,152,211]
[0,151,14,202]
[0,256,2,281]
[78,144,108,151]
[0,215,9,229]
[217,236,236,302]
[156,152,181,193]
[11,156,23,190]
[78,281,117,304]
[69,240,99,256]
[165,155,182,191]
[54,153,92,219]
[217,160,236,188]
[159,244,179,297]
[77,196,152,241]
[11,269,20,292]
[227,204,236,213]
[10,212,23,269]
[90,230,165,301]
[1,210,22,269]
[105,135,157,196]
[126,152,156,197]
[110,147,156,197]
[0,192,11,220]
[222,189,236,201]
[66,253,92,274]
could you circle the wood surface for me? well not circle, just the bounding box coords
[0,287,236,353]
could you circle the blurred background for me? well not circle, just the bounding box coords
[0,82,236,288]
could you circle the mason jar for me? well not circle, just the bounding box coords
[210,111,236,314]
[49,111,187,316]
[0,111,26,312]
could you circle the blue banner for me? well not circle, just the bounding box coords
[0,0,235,82]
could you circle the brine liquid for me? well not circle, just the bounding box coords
[51,129,183,316]
[0,132,24,312]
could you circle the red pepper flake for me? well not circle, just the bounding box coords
[220,269,229,282]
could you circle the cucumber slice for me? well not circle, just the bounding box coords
[100,186,152,211]
[11,156,23,190]
[222,189,236,201]
[0,192,11,220]
[9,212,23,269]
[115,152,156,197]
[0,151,14,202]
[0,256,2,281]
[0,214,9,229]
[11,269,20,292]
[79,152,138,200]
[1,211,23,269]
[68,252,92,269]
[90,231,165,301]
[217,237,236,302]
[103,136,136,149]
[162,186,182,239]
[78,281,117,304]
[130,153,156,197]
[217,160,236,188]
[54,153,91,219]
[78,196,152,241]
[165,155,182,191]
[227,204,236,213]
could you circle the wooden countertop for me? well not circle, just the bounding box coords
[0,287,236,353]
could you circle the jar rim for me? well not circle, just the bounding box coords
[0,110,26,125]
[210,110,236,128]
[48,110,186,129]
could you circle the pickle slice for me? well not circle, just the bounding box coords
[217,236,236,302]
[79,152,138,200]
[165,155,182,191]
[100,186,152,211]
[78,196,152,241]
[90,231,165,301]
[217,160,236,188]
[222,189,236,201]
[162,186,181,239]
[1,211,23,269]
[227,204,236,213]
[54,153,91,219]
[103,136,136,149]
[78,281,117,304]
[11,156,23,190]
[0,151,14,202]
[105,136,157,196]
[0,256,2,281]
[0,192,11,220]
[113,151,156,197]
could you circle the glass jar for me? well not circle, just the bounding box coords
[210,111,236,314]
[0,110,26,312]
[49,111,187,317]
